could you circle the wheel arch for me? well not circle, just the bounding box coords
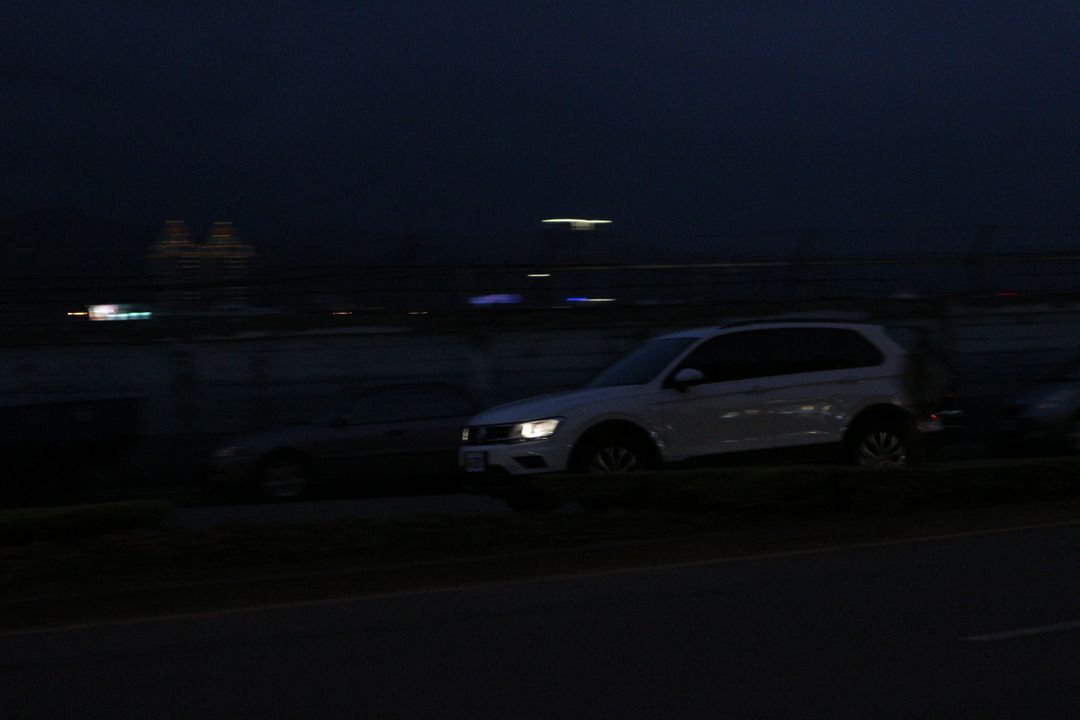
[259,446,311,469]
[843,403,923,463]
[844,403,917,440]
[567,419,661,472]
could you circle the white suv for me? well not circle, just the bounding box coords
[460,321,942,477]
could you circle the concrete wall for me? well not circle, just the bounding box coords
[947,304,1080,408]
[3,303,1080,441]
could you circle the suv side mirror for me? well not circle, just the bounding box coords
[672,367,705,391]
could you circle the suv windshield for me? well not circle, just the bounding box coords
[586,337,698,388]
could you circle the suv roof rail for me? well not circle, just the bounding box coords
[719,317,872,329]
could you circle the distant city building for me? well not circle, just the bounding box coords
[542,218,615,267]
[148,219,255,310]
[202,221,255,306]
[149,220,201,308]
[541,218,615,303]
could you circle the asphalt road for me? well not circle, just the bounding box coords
[2,523,1079,719]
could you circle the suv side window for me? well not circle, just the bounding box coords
[769,329,884,375]
[676,331,776,383]
[344,387,415,424]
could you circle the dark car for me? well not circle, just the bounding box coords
[998,357,1080,454]
[209,383,482,499]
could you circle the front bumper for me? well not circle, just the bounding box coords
[459,465,524,496]
[459,438,573,478]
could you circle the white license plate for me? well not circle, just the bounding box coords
[464,451,487,473]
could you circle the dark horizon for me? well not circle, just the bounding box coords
[4,204,1080,284]
[4,1,1079,262]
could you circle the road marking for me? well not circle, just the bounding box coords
[964,620,1080,642]
[2,516,1079,639]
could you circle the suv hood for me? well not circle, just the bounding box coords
[469,385,648,425]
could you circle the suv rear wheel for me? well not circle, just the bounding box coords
[846,420,916,466]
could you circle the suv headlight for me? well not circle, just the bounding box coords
[515,417,561,441]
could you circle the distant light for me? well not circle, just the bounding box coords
[408,310,429,316]
[88,304,119,320]
[66,311,89,317]
[88,304,152,321]
[469,294,523,306]
[542,218,613,231]
[566,297,616,303]
[996,291,1020,298]
[526,273,552,278]
[330,310,353,316]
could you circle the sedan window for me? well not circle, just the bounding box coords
[333,385,474,424]
[412,386,477,417]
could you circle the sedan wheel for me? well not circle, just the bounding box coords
[259,456,311,500]
[856,430,908,466]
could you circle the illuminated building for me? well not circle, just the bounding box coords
[148,219,255,310]
[202,221,255,306]
[541,217,615,303]
[149,220,201,308]
[542,217,615,266]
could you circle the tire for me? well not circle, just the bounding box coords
[846,420,917,467]
[571,431,656,474]
[257,453,312,500]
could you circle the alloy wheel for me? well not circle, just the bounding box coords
[589,445,641,473]
[857,431,908,466]
[260,459,309,499]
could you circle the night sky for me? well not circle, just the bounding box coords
[4,1,1079,259]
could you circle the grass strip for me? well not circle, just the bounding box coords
[527,456,1080,514]
[3,457,1080,629]
[3,500,1080,631]
[0,501,174,546]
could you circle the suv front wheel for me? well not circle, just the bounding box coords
[571,431,656,474]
